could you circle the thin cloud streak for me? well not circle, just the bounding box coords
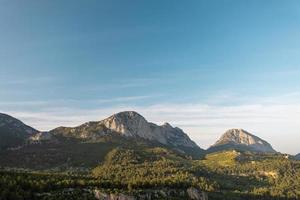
[0,95,154,107]
[0,76,55,86]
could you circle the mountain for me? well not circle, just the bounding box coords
[2,113,300,200]
[295,153,300,160]
[0,113,38,150]
[50,111,202,154]
[208,129,276,153]
[0,111,203,169]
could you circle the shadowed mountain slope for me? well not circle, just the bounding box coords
[0,113,38,150]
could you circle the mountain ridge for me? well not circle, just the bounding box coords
[0,111,205,169]
[49,111,201,151]
[0,112,279,155]
[208,128,276,153]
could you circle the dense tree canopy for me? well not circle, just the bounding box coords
[0,148,300,200]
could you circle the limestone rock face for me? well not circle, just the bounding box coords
[94,190,136,200]
[28,132,55,144]
[102,111,157,140]
[94,188,208,200]
[51,111,199,149]
[101,111,198,148]
[209,129,276,153]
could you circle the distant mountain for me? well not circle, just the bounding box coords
[0,111,204,169]
[0,113,38,150]
[208,129,276,153]
[295,153,300,160]
[50,111,202,152]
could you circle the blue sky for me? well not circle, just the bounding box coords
[1,0,300,154]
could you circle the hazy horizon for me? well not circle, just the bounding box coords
[1,0,300,154]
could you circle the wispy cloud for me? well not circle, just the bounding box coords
[0,101,49,106]
[0,95,155,108]
[83,78,158,92]
[0,76,55,86]
[92,95,153,104]
[200,91,300,105]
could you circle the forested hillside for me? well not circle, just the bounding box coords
[1,149,300,200]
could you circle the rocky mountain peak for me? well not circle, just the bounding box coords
[107,111,146,125]
[209,128,276,153]
[162,122,173,129]
[101,111,199,149]
[219,129,260,145]
[101,111,150,138]
[113,111,144,119]
[50,111,200,150]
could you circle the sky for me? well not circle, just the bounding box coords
[1,0,300,154]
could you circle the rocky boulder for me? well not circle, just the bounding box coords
[94,190,136,200]
[187,187,208,200]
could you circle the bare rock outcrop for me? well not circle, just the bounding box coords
[51,111,200,150]
[187,187,208,200]
[102,111,198,148]
[94,188,208,200]
[94,190,136,200]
